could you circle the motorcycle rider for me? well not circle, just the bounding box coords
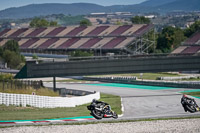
[92,99,112,115]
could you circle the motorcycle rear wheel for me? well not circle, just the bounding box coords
[185,104,196,113]
[91,110,103,119]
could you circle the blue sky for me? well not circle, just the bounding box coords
[0,0,146,10]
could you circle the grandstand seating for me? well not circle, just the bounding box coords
[122,25,143,35]
[134,24,153,36]
[45,27,66,37]
[9,28,28,37]
[56,27,75,36]
[30,39,49,48]
[79,26,96,36]
[86,26,109,36]
[26,28,47,37]
[109,25,132,36]
[66,26,87,36]
[0,24,153,52]
[20,28,35,37]
[18,39,29,46]
[50,38,69,49]
[38,38,59,49]
[181,46,200,54]
[38,27,55,37]
[79,38,102,49]
[0,29,11,37]
[3,29,18,37]
[69,38,90,48]
[0,39,8,46]
[57,38,80,49]
[171,46,188,54]
[102,37,126,49]
[98,26,117,36]
[184,32,200,45]
[91,38,113,49]
[20,38,40,49]
[115,37,135,49]
[14,38,21,42]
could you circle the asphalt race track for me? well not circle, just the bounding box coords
[44,82,200,119]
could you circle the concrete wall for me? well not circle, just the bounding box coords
[16,55,200,78]
[0,91,100,108]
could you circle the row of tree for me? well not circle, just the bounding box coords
[0,40,25,69]
[30,18,92,28]
[156,20,200,53]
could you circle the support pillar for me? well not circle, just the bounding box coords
[53,76,56,92]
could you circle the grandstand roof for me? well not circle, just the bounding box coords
[172,31,200,54]
[0,24,153,51]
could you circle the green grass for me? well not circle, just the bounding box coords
[0,93,122,121]
[181,92,200,98]
[0,86,59,97]
[90,72,181,80]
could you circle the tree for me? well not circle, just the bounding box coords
[2,50,24,69]
[30,18,58,28]
[131,16,151,24]
[32,54,38,59]
[80,19,92,26]
[3,40,20,54]
[49,21,58,26]
[1,40,25,69]
[70,50,93,57]
[184,20,200,37]
[156,26,186,53]
[0,47,3,57]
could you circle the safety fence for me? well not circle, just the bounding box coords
[88,76,137,81]
[0,91,100,108]
[157,75,199,80]
[83,77,200,89]
[0,80,43,91]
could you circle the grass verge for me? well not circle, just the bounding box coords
[0,93,122,121]
[0,87,59,97]
[181,92,200,98]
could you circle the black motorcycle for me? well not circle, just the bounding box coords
[87,99,118,119]
[181,95,200,113]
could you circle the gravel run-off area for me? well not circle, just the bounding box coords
[1,118,200,133]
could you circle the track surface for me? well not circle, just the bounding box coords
[1,82,200,126]
[45,82,200,119]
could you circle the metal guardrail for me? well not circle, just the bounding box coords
[68,53,199,62]
[83,77,200,89]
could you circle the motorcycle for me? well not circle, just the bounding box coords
[87,99,118,119]
[181,95,200,113]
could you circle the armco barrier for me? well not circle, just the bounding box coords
[83,77,200,89]
[0,91,100,108]
[55,88,94,97]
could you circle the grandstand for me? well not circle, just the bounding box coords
[172,31,200,54]
[0,24,154,55]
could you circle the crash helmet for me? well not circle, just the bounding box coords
[92,99,97,103]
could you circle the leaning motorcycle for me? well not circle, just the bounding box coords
[87,100,118,119]
[181,95,200,113]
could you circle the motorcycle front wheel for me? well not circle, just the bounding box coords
[91,110,103,119]
[112,112,118,119]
